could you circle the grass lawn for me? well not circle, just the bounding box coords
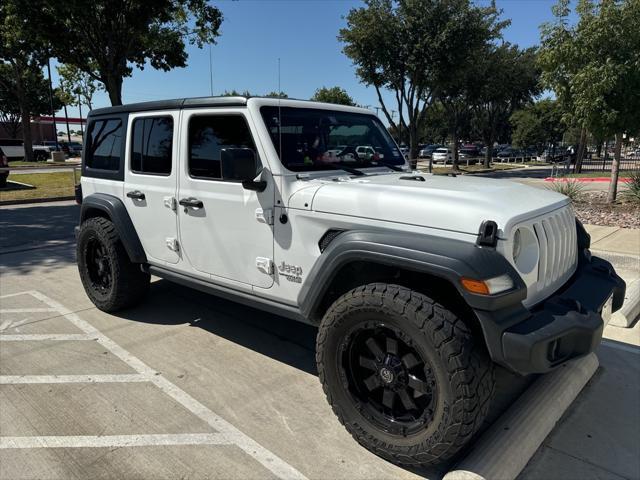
[1,171,78,202]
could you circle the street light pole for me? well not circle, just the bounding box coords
[45,58,59,151]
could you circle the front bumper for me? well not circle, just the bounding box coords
[476,251,625,375]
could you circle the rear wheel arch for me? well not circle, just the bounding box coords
[79,193,147,264]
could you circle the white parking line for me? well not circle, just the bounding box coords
[0,433,231,449]
[0,308,58,313]
[0,291,309,480]
[0,374,149,384]
[0,334,95,341]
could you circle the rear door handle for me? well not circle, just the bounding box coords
[126,190,145,200]
[179,197,204,209]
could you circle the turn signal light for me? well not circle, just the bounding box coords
[461,274,514,295]
[461,277,490,295]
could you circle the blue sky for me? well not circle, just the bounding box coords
[52,0,575,121]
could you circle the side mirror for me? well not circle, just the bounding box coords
[221,148,267,192]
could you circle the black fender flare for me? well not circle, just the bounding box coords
[298,229,527,319]
[79,193,147,264]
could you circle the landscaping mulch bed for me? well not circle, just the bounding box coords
[573,191,640,229]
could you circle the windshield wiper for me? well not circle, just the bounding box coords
[334,164,366,176]
[371,160,403,172]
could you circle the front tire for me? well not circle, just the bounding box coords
[77,217,149,312]
[316,283,494,467]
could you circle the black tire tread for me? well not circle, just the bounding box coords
[316,283,494,467]
[77,216,149,312]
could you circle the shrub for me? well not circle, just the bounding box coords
[622,170,640,203]
[546,179,585,201]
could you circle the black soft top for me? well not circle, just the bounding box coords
[89,96,248,117]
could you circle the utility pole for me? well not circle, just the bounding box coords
[78,93,84,137]
[208,43,214,96]
[46,58,59,151]
[63,103,71,143]
[374,106,381,117]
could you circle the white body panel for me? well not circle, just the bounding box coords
[124,110,181,265]
[176,108,275,289]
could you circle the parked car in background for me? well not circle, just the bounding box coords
[355,145,384,160]
[0,147,9,187]
[497,147,524,158]
[419,144,441,158]
[60,141,83,157]
[459,145,481,158]
[432,147,453,164]
[0,139,50,161]
[39,141,60,152]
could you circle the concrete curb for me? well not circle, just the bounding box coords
[443,353,599,480]
[0,196,75,206]
[610,278,640,327]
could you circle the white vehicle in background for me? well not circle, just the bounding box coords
[356,145,384,160]
[75,96,624,469]
[432,147,453,164]
[0,139,51,161]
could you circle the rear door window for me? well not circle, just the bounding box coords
[130,117,173,175]
[86,119,123,171]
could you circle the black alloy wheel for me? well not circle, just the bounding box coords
[341,324,437,437]
[85,237,113,294]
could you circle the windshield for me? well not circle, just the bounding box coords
[260,106,404,172]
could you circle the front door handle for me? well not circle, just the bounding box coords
[126,190,145,200]
[179,197,204,209]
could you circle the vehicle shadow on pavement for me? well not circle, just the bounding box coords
[118,279,319,375]
[0,203,79,250]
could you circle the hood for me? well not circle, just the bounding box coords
[302,173,569,237]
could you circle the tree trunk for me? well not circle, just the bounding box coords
[451,130,459,171]
[409,124,418,169]
[63,103,72,143]
[19,105,34,162]
[607,133,622,203]
[483,134,493,168]
[105,74,123,106]
[574,127,587,173]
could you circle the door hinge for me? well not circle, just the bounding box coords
[164,196,177,211]
[256,257,274,275]
[166,237,179,252]
[255,208,274,225]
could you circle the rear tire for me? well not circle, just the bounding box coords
[316,283,494,467]
[77,217,149,312]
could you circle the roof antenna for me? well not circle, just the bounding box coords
[278,57,282,162]
[208,43,214,96]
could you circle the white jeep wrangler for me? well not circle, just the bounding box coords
[76,97,625,467]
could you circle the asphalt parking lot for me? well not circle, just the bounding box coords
[1,201,639,480]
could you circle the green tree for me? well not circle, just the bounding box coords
[22,0,222,106]
[264,91,288,99]
[0,2,53,160]
[539,0,640,202]
[310,86,356,106]
[57,63,102,110]
[470,44,540,167]
[340,0,504,160]
[510,99,565,154]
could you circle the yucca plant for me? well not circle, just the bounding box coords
[546,178,585,202]
[621,170,640,203]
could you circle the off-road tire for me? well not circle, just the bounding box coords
[316,283,494,467]
[77,217,149,312]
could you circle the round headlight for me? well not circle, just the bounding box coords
[511,227,539,274]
